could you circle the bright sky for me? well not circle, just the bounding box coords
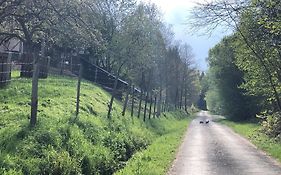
[140,0,232,71]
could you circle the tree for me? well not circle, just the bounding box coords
[190,0,281,113]
[206,36,258,120]
[85,0,137,72]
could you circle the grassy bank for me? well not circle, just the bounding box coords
[219,119,281,162]
[0,75,191,174]
[116,111,192,175]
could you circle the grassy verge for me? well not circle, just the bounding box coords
[0,74,191,174]
[115,111,192,175]
[219,119,281,162]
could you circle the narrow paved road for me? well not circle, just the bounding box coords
[168,111,281,175]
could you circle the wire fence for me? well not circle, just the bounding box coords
[0,51,164,127]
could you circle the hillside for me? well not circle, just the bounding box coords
[0,74,192,174]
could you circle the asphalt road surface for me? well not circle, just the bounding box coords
[168,111,281,175]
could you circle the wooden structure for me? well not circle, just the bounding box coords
[0,53,11,87]
[20,53,49,79]
[38,57,50,79]
[81,59,128,90]
[20,53,33,78]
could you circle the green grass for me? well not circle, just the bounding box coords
[219,119,281,162]
[116,111,192,175]
[0,74,191,174]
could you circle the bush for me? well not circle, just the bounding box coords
[261,112,281,141]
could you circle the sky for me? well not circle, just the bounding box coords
[140,0,232,71]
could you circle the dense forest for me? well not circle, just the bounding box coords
[192,0,281,139]
[0,0,200,112]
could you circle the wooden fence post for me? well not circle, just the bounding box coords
[131,85,135,117]
[94,66,98,83]
[137,90,143,118]
[157,89,162,117]
[143,91,148,122]
[184,87,188,113]
[30,55,39,127]
[153,94,157,118]
[30,40,46,127]
[7,52,11,81]
[148,93,153,119]
[107,75,119,119]
[76,63,83,117]
[122,83,131,116]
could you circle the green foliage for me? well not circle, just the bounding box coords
[190,0,281,139]
[0,75,191,174]
[205,36,258,120]
[261,112,281,140]
[233,0,281,111]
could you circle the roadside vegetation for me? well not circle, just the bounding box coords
[0,75,192,174]
[116,111,193,175]
[218,119,281,162]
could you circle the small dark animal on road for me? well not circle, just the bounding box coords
[199,121,204,124]
[205,120,209,124]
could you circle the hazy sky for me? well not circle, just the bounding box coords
[140,0,232,71]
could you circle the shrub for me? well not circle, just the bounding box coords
[261,112,281,141]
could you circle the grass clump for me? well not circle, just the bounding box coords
[0,75,191,174]
[219,119,281,162]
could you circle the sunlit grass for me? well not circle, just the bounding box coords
[116,111,193,175]
[0,75,191,174]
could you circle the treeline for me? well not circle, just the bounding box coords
[192,0,281,137]
[0,0,200,111]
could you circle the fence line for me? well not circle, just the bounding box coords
[1,52,165,127]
